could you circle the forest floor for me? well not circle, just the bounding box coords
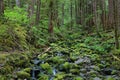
[0,31,120,80]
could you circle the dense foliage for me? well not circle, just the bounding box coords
[0,0,120,80]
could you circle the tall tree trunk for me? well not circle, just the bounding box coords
[93,0,101,37]
[113,0,119,49]
[61,3,64,26]
[108,0,114,29]
[101,0,107,31]
[70,0,73,29]
[35,0,41,25]
[16,0,20,7]
[28,0,35,26]
[48,0,54,36]
[0,0,4,16]
[75,0,77,24]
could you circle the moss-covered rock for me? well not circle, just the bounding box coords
[62,62,72,70]
[0,75,7,80]
[0,65,13,75]
[23,68,31,73]
[105,77,115,80]
[54,72,66,80]
[47,56,65,64]
[17,71,30,79]
[0,54,9,64]
[70,69,80,74]
[6,53,30,67]
[38,74,49,80]
[74,77,83,80]
[40,63,52,74]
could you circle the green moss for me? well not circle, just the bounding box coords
[23,68,31,73]
[63,62,72,70]
[48,56,65,64]
[40,63,52,74]
[0,23,28,51]
[74,77,83,80]
[70,69,80,74]
[17,71,30,79]
[54,72,66,80]
[6,53,30,67]
[38,74,49,80]
[0,54,9,64]
[41,63,51,70]
[0,75,7,80]
[105,77,115,80]
[0,65,13,74]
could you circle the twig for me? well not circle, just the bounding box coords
[38,47,51,57]
[111,54,120,62]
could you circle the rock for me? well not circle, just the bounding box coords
[105,76,115,80]
[80,68,87,73]
[90,65,100,71]
[75,57,91,64]
[70,69,80,74]
[31,58,41,65]
[86,70,98,77]
[47,56,65,64]
[101,68,113,75]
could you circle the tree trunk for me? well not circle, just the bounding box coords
[0,0,4,15]
[113,0,119,49]
[48,0,54,35]
[70,0,73,30]
[16,0,20,7]
[28,0,35,26]
[35,0,41,25]
[93,0,101,37]
[108,0,114,29]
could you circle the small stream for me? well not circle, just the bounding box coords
[29,51,120,80]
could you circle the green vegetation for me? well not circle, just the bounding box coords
[0,0,120,80]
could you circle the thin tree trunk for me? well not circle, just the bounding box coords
[48,0,54,36]
[0,0,4,15]
[35,0,41,25]
[16,0,20,7]
[93,0,101,37]
[62,3,64,26]
[113,0,119,49]
[70,0,73,30]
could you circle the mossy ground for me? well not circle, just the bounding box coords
[0,30,120,80]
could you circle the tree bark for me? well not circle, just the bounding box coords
[35,0,41,25]
[16,0,20,7]
[113,0,119,49]
[48,0,54,35]
[0,0,4,15]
